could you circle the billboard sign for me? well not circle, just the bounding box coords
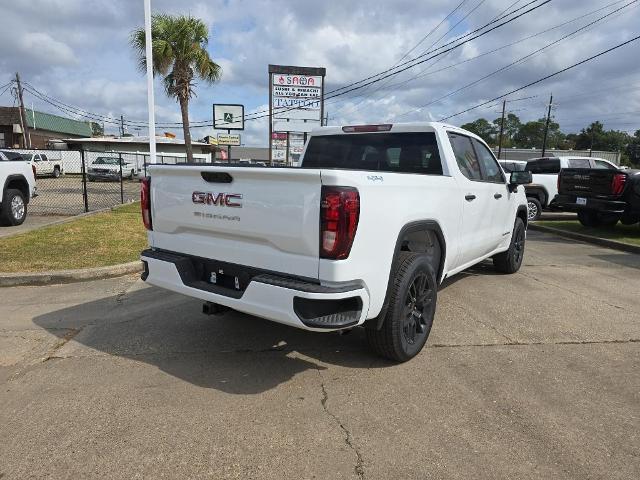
[213,104,244,130]
[269,65,326,165]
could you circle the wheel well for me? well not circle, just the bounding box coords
[371,221,446,330]
[517,205,528,227]
[4,176,30,204]
[525,187,547,207]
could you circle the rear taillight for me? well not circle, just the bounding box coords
[611,173,626,195]
[320,186,359,260]
[31,164,37,179]
[141,177,152,230]
[557,174,561,192]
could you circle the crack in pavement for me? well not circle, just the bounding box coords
[23,338,640,363]
[519,271,629,311]
[42,328,83,362]
[316,368,365,479]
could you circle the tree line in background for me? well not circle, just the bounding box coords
[461,115,640,166]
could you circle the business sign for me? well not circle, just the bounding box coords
[217,133,241,146]
[269,65,326,165]
[218,133,240,147]
[213,104,244,130]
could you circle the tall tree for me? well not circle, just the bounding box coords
[492,113,521,145]
[131,14,221,162]
[90,122,104,137]
[460,118,497,145]
[513,118,563,149]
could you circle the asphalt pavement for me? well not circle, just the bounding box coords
[0,230,638,479]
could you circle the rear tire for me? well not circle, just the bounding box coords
[577,210,600,227]
[493,217,526,274]
[0,189,27,226]
[365,252,437,362]
[527,197,542,221]
[53,166,61,178]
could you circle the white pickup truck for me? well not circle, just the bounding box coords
[1,150,37,226]
[524,155,619,220]
[20,152,64,178]
[140,122,531,361]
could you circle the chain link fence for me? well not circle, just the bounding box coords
[7,148,208,216]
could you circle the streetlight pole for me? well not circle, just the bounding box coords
[144,0,157,165]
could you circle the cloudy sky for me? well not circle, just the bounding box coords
[1,0,639,145]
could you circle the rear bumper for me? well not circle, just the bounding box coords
[140,249,370,332]
[554,194,627,214]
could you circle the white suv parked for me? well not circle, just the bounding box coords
[140,122,531,361]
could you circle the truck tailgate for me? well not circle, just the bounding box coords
[559,168,622,197]
[148,165,322,279]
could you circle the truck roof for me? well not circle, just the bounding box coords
[310,122,477,138]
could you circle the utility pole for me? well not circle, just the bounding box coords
[497,99,506,160]
[15,72,31,148]
[120,115,126,137]
[589,126,595,157]
[541,93,553,157]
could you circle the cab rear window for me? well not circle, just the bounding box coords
[302,132,443,175]
[525,158,561,174]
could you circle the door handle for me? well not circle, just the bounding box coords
[494,193,503,199]
[465,194,476,201]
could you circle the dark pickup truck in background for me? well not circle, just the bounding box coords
[556,168,640,227]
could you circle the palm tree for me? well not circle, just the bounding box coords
[131,14,221,162]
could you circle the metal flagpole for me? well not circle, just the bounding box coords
[144,0,157,165]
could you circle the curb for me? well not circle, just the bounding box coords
[0,261,143,287]
[529,224,640,255]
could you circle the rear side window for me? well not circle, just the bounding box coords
[302,132,443,175]
[593,160,617,170]
[526,158,560,174]
[568,158,591,168]
[41,154,48,161]
[448,133,482,180]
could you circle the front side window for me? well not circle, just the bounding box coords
[593,160,617,170]
[568,158,591,168]
[448,133,481,180]
[472,139,505,183]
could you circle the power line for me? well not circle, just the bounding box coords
[363,0,634,100]
[438,34,640,122]
[393,0,638,120]
[337,0,491,118]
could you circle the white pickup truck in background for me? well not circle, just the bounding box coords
[0,150,37,226]
[140,122,531,361]
[20,152,64,178]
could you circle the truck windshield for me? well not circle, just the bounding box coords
[0,151,26,161]
[302,132,443,175]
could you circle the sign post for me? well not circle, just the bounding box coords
[213,104,244,163]
[268,65,326,166]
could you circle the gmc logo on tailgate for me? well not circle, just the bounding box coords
[192,192,243,208]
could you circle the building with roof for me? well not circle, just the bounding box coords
[62,135,214,162]
[0,107,93,149]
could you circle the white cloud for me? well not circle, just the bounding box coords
[1,0,639,142]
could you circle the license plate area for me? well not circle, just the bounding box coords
[576,197,587,206]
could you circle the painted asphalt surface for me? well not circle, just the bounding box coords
[1,230,638,479]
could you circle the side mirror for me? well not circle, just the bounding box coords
[509,170,532,192]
